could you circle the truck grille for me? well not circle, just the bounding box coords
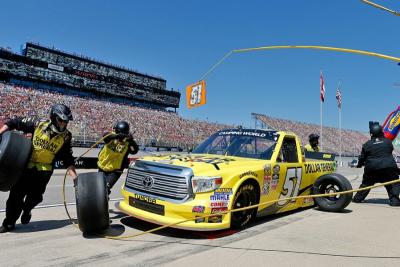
[124,161,192,202]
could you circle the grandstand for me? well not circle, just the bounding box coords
[0,43,374,155]
[252,113,369,156]
[0,43,180,110]
[0,82,229,150]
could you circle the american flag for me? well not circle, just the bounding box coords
[320,72,325,102]
[336,88,342,110]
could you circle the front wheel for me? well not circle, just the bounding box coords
[311,173,353,212]
[230,183,259,229]
[76,172,110,234]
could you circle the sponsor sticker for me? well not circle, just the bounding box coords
[133,194,156,204]
[262,175,271,195]
[239,171,258,179]
[264,164,272,176]
[211,207,228,214]
[192,206,205,213]
[195,216,205,223]
[270,174,279,190]
[273,165,280,174]
[210,194,229,201]
[210,201,229,208]
[208,215,223,223]
[215,188,233,194]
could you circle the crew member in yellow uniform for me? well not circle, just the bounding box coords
[0,104,77,233]
[304,133,320,152]
[98,121,138,195]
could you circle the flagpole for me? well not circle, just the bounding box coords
[340,108,342,165]
[320,100,323,151]
[339,107,342,166]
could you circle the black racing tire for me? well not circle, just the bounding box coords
[76,172,109,234]
[230,182,259,229]
[312,173,353,212]
[0,131,32,192]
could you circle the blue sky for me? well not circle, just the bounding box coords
[1,0,399,132]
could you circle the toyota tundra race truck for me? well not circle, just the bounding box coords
[116,128,353,231]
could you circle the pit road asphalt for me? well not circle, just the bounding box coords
[1,161,399,266]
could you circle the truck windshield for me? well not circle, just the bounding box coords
[193,129,278,160]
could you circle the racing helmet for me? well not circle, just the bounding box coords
[50,104,73,133]
[114,121,130,135]
[369,123,383,137]
[308,133,319,146]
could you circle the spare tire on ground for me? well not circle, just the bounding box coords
[76,172,109,234]
[0,131,32,192]
[311,173,353,212]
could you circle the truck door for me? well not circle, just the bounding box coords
[275,137,303,208]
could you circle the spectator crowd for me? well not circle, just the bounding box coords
[1,82,374,155]
[253,113,370,156]
[0,82,228,150]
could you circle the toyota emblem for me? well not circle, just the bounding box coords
[142,175,154,189]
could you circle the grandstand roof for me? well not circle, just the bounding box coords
[25,42,166,83]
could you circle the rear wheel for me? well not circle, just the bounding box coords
[231,183,259,229]
[76,172,109,234]
[312,173,353,212]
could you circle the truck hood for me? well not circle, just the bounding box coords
[138,153,265,176]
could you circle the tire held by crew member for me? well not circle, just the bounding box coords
[0,131,32,191]
[76,172,109,234]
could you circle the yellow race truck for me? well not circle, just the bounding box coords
[116,128,353,231]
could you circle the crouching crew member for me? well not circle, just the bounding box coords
[353,122,400,206]
[97,121,139,195]
[0,104,77,233]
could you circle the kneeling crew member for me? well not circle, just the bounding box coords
[0,104,77,233]
[98,121,139,195]
[304,133,320,152]
[353,122,400,206]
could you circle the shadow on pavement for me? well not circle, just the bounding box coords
[363,198,389,205]
[12,219,74,233]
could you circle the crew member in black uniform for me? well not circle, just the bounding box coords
[353,122,400,206]
[0,104,77,233]
[97,121,138,195]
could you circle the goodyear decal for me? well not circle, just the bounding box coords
[304,162,335,174]
[239,170,258,179]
